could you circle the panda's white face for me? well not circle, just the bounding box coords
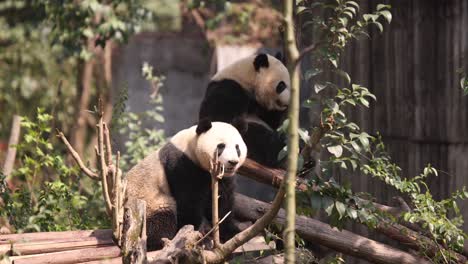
[195,121,247,176]
[254,54,291,111]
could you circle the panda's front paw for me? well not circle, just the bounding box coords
[210,150,225,180]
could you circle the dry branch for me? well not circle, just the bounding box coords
[57,131,99,179]
[234,193,430,264]
[58,101,125,245]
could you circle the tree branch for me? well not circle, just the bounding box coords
[56,131,99,179]
[203,187,286,263]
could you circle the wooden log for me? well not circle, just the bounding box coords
[0,230,112,245]
[78,250,162,264]
[121,199,147,264]
[147,225,203,264]
[239,159,468,262]
[10,245,121,264]
[0,237,113,255]
[375,222,467,263]
[234,193,430,264]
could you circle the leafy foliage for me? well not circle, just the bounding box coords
[113,63,166,171]
[460,74,468,96]
[0,0,77,138]
[42,0,153,58]
[0,109,109,232]
[296,0,467,258]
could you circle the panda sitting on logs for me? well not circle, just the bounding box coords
[125,120,247,250]
[199,53,290,168]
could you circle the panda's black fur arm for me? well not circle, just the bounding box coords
[243,122,286,168]
[159,142,211,229]
[249,101,287,129]
[199,80,252,123]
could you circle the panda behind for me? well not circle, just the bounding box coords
[199,53,290,168]
[125,120,247,250]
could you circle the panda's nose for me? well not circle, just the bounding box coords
[228,160,239,166]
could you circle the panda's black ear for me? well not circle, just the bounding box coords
[196,118,212,135]
[253,53,269,72]
[232,117,248,135]
[275,51,286,65]
[275,51,283,62]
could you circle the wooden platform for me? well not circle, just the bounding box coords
[0,230,274,264]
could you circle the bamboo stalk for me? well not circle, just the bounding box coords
[283,0,301,262]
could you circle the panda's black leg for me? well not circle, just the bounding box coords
[146,209,177,251]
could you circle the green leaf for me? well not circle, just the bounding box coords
[379,10,392,24]
[277,146,288,161]
[298,128,310,143]
[334,69,351,84]
[314,83,328,93]
[376,4,391,11]
[335,201,346,219]
[305,68,322,80]
[347,207,358,219]
[343,11,354,19]
[346,1,360,10]
[344,6,356,15]
[359,97,370,107]
[358,133,370,149]
[350,141,361,152]
[323,196,335,216]
[373,21,383,32]
[327,145,343,157]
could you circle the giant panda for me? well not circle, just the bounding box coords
[199,53,290,168]
[125,120,247,250]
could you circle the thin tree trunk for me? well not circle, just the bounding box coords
[70,38,95,158]
[283,0,300,263]
[2,115,21,177]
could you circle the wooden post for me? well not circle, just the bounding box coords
[2,115,21,177]
[121,199,147,264]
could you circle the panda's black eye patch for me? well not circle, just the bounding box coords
[217,143,226,156]
[276,81,286,94]
[235,144,241,157]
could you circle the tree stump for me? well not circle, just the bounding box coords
[122,199,147,264]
